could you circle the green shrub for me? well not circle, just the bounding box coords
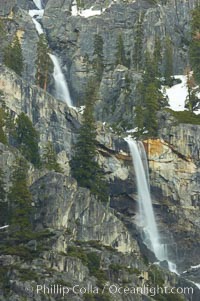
[165,108,200,125]
[67,246,88,265]
[148,266,165,287]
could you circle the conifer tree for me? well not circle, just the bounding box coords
[153,35,162,77]
[35,34,53,90]
[134,52,166,137]
[42,141,62,172]
[15,113,40,167]
[133,13,144,70]
[185,68,200,112]
[164,36,174,86]
[3,35,23,76]
[8,158,33,238]
[92,34,104,81]
[189,4,200,84]
[0,168,7,226]
[71,80,108,202]
[115,33,126,66]
[0,107,7,145]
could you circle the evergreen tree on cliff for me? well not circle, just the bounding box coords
[115,33,127,66]
[3,35,23,76]
[8,158,33,239]
[133,13,144,70]
[15,113,40,167]
[71,80,108,203]
[189,4,200,84]
[135,52,166,137]
[92,34,104,82]
[0,168,7,226]
[0,106,7,145]
[164,36,174,86]
[42,141,62,172]
[35,34,53,90]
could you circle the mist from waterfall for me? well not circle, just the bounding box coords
[125,137,177,273]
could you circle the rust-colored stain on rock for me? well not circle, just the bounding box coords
[144,139,165,157]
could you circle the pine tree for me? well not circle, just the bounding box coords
[71,80,108,202]
[8,158,33,238]
[3,35,23,76]
[134,52,166,137]
[15,113,40,167]
[35,34,53,90]
[0,168,7,226]
[0,107,7,144]
[133,13,144,70]
[185,67,200,112]
[92,34,104,82]
[42,141,62,172]
[189,5,200,84]
[115,33,126,66]
[144,83,159,136]
[164,36,174,86]
[153,35,162,77]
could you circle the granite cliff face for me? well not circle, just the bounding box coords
[0,66,200,300]
[0,0,197,124]
[0,0,200,300]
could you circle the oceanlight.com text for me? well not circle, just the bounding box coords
[31,283,194,297]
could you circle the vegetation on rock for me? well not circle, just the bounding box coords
[8,157,33,239]
[71,80,108,203]
[92,34,104,82]
[35,34,53,90]
[3,35,23,76]
[189,4,200,84]
[42,141,62,172]
[15,112,40,167]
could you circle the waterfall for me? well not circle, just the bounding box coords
[48,54,73,107]
[125,137,178,273]
[29,1,73,107]
[33,0,43,9]
[32,18,44,35]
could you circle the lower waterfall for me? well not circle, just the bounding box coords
[125,137,178,273]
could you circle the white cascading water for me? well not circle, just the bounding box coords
[48,54,73,107]
[125,137,178,273]
[33,0,43,9]
[29,1,73,107]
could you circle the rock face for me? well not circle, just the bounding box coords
[0,0,197,124]
[0,0,200,300]
[31,172,139,254]
[41,0,196,120]
[145,130,200,271]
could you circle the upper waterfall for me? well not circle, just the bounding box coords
[49,54,73,107]
[33,0,43,10]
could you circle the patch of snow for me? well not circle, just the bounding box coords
[126,128,138,133]
[190,280,200,290]
[71,0,111,18]
[163,75,200,115]
[72,105,85,114]
[191,264,200,269]
[0,225,9,230]
[164,75,188,111]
